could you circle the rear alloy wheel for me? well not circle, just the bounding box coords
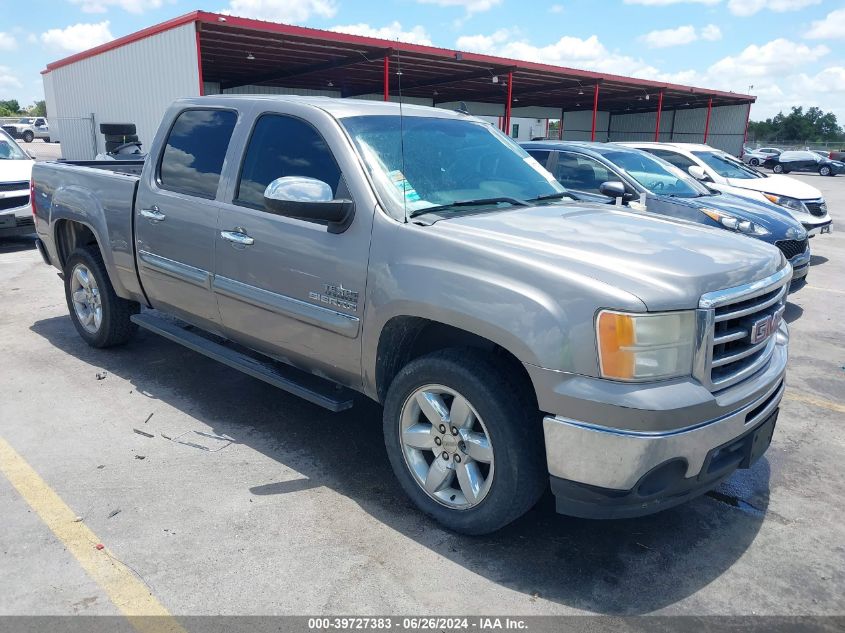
[69,263,103,335]
[749,158,759,166]
[819,165,831,176]
[383,349,546,534]
[22,130,34,143]
[773,164,784,174]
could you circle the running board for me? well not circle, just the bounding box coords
[130,313,355,412]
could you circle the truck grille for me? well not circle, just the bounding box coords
[804,199,826,217]
[16,216,34,228]
[697,268,791,392]
[775,238,807,260]
[0,181,29,192]
[0,195,29,211]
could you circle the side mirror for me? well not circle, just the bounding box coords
[687,165,711,182]
[599,181,629,200]
[263,176,353,233]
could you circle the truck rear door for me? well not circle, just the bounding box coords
[212,105,374,389]
[134,107,237,331]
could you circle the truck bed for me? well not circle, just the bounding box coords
[56,159,145,177]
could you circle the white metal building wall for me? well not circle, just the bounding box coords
[607,104,750,155]
[561,110,610,141]
[43,22,200,159]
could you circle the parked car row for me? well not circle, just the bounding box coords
[1,117,51,143]
[28,96,797,533]
[764,150,845,177]
[523,140,813,283]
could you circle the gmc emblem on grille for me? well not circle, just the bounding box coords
[749,306,785,345]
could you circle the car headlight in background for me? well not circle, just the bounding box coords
[762,193,808,214]
[596,310,695,381]
[700,208,770,235]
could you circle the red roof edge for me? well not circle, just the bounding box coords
[42,10,202,74]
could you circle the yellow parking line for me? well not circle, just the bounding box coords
[785,392,845,414]
[0,436,186,633]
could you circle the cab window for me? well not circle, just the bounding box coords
[159,109,237,199]
[236,114,341,209]
[644,148,697,172]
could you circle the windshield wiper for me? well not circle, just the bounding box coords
[409,196,529,218]
[527,191,570,202]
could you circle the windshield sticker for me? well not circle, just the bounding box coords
[388,170,422,203]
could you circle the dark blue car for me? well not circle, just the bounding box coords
[522,141,810,283]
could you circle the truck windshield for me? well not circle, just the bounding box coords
[692,151,763,179]
[0,136,28,160]
[340,115,564,220]
[603,150,706,198]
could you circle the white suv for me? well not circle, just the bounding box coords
[0,129,35,238]
[622,142,832,236]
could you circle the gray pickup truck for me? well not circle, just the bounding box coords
[32,96,790,534]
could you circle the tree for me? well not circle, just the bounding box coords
[27,100,47,116]
[748,106,844,143]
[0,99,21,115]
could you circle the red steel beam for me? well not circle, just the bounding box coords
[742,102,752,151]
[703,96,713,143]
[195,22,204,95]
[559,109,564,139]
[590,82,600,141]
[504,71,513,134]
[383,55,389,101]
[654,90,664,141]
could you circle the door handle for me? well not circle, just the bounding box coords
[220,229,255,246]
[139,206,166,222]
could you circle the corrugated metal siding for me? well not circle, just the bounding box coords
[44,22,199,159]
[705,104,750,155]
[608,110,674,141]
[561,110,609,141]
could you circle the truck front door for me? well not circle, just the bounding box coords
[134,107,237,331]
[213,108,374,389]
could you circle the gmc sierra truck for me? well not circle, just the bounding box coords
[32,96,790,534]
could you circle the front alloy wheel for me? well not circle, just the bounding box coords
[820,166,831,176]
[400,385,494,509]
[70,263,103,334]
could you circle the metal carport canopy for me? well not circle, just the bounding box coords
[192,11,753,118]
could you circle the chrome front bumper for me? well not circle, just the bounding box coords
[542,324,787,492]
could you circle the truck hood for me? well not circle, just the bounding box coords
[726,174,822,200]
[0,159,34,183]
[434,203,785,311]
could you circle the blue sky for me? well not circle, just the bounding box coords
[1,0,843,121]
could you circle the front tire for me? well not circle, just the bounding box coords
[64,246,139,348]
[773,164,784,174]
[383,349,546,535]
[819,165,831,176]
[749,158,759,166]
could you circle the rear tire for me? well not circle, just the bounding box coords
[22,131,33,143]
[819,166,831,176]
[772,164,784,174]
[749,158,759,166]
[64,246,139,348]
[382,348,546,535]
[104,133,139,144]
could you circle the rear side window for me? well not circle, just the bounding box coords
[159,109,237,199]
[645,148,697,171]
[554,151,614,194]
[235,114,341,208]
[526,150,551,169]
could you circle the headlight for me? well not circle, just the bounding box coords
[762,193,808,214]
[596,310,695,381]
[700,208,770,235]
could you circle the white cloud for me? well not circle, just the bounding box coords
[0,32,17,51]
[0,66,21,91]
[638,24,721,48]
[700,24,722,41]
[726,0,820,17]
[624,0,719,5]
[68,0,165,13]
[708,38,829,78]
[639,25,697,48]
[805,8,845,39]
[40,21,114,53]
[416,0,502,15]
[329,22,432,45]
[222,0,338,23]
[549,4,564,12]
